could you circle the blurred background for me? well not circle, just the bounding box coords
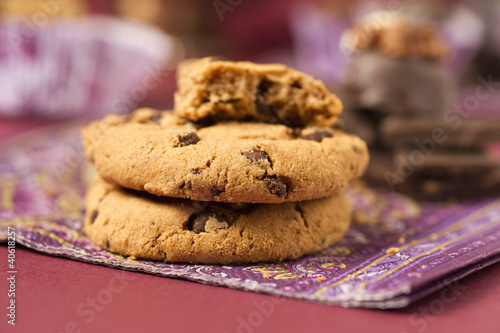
[0,0,499,120]
[1,0,499,199]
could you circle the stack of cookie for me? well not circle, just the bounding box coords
[81,58,369,264]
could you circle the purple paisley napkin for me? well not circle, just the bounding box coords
[1,123,499,308]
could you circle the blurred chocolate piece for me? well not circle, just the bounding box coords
[381,117,500,149]
[365,149,500,201]
[393,147,500,178]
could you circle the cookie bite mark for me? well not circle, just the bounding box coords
[184,212,228,233]
[299,128,334,142]
[176,132,200,147]
[263,176,287,198]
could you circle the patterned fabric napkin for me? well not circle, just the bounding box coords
[1,123,499,308]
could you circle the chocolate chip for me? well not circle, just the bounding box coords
[177,132,200,147]
[352,146,359,153]
[242,151,269,163]
[255,79,283,123]
[255,100,286,126]
[185,212,227,233]
[220,98,239,104]
[191,169,203,175]
[255,100,275,117]
[210,186,224,197]
[201,98,210,103]
[105,238,110,249]
[149,113,162,123]
[299,129,334,142]
[291,81,302,89]
[263,177,287,198]
[90,210,98,224]
[257,79,273,96]
[282,114,302,127]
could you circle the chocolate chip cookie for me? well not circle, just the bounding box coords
[84,176,352,264]
[81,108,369,203]
[173,57,343,127]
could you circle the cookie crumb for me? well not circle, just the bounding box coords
[440,246,446,251]
[316,276,327,282]
[340,264,347,269]
[386,247,400,254]
[262,272,271,279]
[430,233,438,241]
[398,236,406,244]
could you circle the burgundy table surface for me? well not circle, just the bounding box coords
[0,246,499,333]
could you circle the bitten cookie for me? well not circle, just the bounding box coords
[173,57,343,127]
[84,176,352,264]
[81,108,369,203]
